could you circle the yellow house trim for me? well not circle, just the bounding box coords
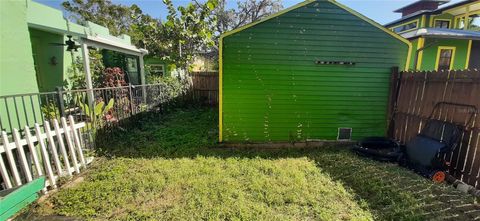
[221,0,412,50]
[444,1,479,14]
[465,5,471,30]
[429,15,435,27]
[453,9,479,29]
[432,18,452,28]
[389,19,420,34]
[454,15,463,28]
[421,15,427,28]
[219,37,223,142]
[328,0,412,70]
[471,9,480,15]
[416,37,425,70]
[465,40,472,69]
[435,46,456,71]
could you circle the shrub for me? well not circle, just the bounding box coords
[145,74,191,107]
[101,67,127,87]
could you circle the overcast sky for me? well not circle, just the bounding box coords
[35,0,464,25]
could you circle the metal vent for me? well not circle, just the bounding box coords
[337,128,352,140]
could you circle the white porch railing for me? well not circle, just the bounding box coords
[0,115,91,191]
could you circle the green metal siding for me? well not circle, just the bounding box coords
[221,0,409,142]
[409,38,420,70]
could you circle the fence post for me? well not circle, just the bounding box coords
[386,67,400,138]
[56,87,66,117]
[128,84,134,116]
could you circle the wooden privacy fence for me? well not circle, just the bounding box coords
[388,69,480,188]
[0,115,89,191]
[190,72,218,105]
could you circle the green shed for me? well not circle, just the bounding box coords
[219,0,412,143]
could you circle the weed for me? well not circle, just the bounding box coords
[31,108,479,220]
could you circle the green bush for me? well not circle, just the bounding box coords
[147,75,189,98]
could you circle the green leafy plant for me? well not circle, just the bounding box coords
[66,50,105,90]
[62,0,218,69]
[41,102,60,120]
[144,75,191,108]
[76,95,115,129]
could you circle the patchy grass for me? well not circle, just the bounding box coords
[30,108,479,221]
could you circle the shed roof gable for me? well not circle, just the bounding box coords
[220,0,412,70]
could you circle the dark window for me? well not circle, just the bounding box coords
[469,40,480,69]
[149,64,165,76]
[469,14,480,31]
[392,21,418,33]
[434,20,450,28]
[457,14,480,30]
[126,56,141,85]
[437,48,454,71]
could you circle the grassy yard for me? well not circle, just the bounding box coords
[27,108,479,220]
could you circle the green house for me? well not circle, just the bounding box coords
[0,0,147,133]
[385,0,480,71]
[145,57,171,79]
[219,0,411,143]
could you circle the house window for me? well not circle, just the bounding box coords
[434,20,450,28]
[435,47,455,71]
[456,14,480,30]
[469,14,480,31]
[126,57,140,85]
[392,20,418,33]
[457,17,465,29]
[149,64,165,76]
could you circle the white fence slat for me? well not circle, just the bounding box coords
[69,116,86,167]
[0,149,12,189]
[44,121,63,177]
[13,129,32,182]
[61,117,80,174]
[1,131,22,186]
[34,123,56,188]
[1,116,88,191]
[0,122,86,154]
[25,127,43,178]
[53,119,72,176]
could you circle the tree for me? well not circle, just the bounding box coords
[215,0,283,35]
[62,0,142,37]
[62,0,218,68]
[156,0,218,68]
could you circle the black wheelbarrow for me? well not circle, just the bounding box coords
[353,102,477,183]
[398,119,461,182]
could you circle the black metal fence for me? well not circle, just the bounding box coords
[0,83,193,147]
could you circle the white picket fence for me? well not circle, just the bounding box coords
[0,115,90,191]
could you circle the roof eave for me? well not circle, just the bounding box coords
[401,28,480,41]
